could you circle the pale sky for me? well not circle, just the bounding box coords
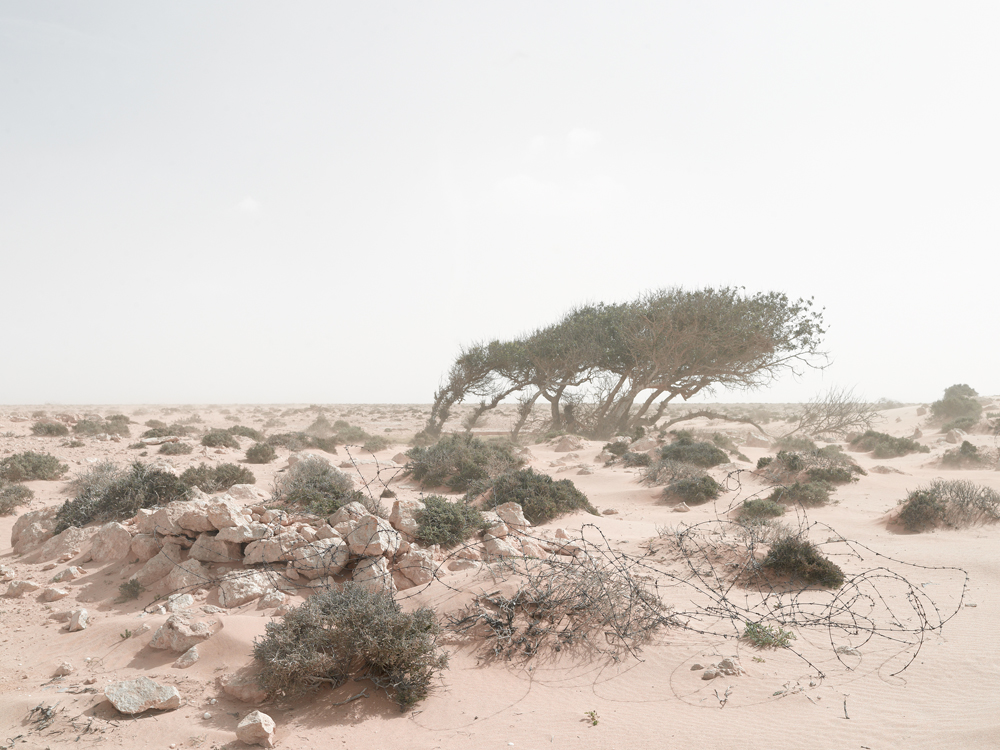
[1,2,997,406]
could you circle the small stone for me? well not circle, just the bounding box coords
[702,669,718,680]
[39,586,70,602]
[203,712,212,720]
[690,663,704,670]
[68,608,90,631]
[236,710,276,747]
[673,503,691,513]
[104,676,182,714]
[173,646,200,669]
[601,508,619,515]
[54,661,74,676]
[51,566,83,582]
[5,580,40,598]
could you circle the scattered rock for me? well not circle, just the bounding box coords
[388,499,425,537]
[10,506,59,555]
[553,435,585,452]
[602,508,619,515]
[164,593,195,612]
[68,608,89,631]
[236,710,277,748]
[289,537,350,579]
[347,515,400,558]
[945,429,967,445]
[130,534,161,562]
[219,669,268,704]
[218,570,274,608]
[702,669,718,680]
[484,535,521,560]
[629,436,659,452]
[353,556,395,595]
[173,645,200,668]
[189,533,243,564]
[39,586,69,602]
[495,502,530,531]
[395,548,435,586]
[89,522,134,562]
[673,503,691,513]
[257,591,286,609]
[5,580,40,598]
[54,661,74,676]
[0,564,15,581]
[150,614,222,652]
[51,566,83,582]
[105,676,182,714]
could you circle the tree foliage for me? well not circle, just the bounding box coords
[421,287,825,440]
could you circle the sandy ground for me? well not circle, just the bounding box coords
[0,402,998,750]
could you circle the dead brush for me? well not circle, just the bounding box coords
[449,554,672,660]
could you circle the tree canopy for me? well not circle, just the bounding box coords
[421,287,826,440]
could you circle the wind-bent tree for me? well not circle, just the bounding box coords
[420,287,826,441]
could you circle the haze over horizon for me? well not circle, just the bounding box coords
[2,3,997,406]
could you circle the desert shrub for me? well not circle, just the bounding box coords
[253,582,448,710]
[303,413,335,437]
[756,456,773,469]
[603,441,630,458]
[415,495,485,548]
[771,435,817,452]
[31,421,69,437]
[406,434,523,492]
[804,466,857,484]
[73,416,130,437]
[144,419,167,429]
[942,416,979,433]
[337,425,371,444]
[67,440,84,448]
[0,451,68,482]
[897,479,1000,531]
[201,429,240,449]
[158,442,193,455]
[931,384,982,423]
[849,430,929,458]
[245,442,277,464]
[663,475,723,505]
[277,456,367,515]
[363,435,390,453]
[0,483,34,515]
[54,461,188,532]
[622,451,653,467]
[742,621,795,648]
[767,481,834,507]
[117,578,145,602]
[642,458,706,486]
[266,432,338,454]
[941,441,992,468]
[737,497,786,520]
[764,448,865,483]
[227,424,264,441]
[141,424,192,439]
[762,536,844,588]
[469,468,597,524]
[659,432,728,468]
[180,463,255,493]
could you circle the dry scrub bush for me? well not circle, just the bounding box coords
[405,434,523,492]
[897,479,1000,532]
[659,431,728,467]
[449,555,671,659]
[849,430,929,458]
[201,429,240,449]
[663,475,723,505]
[275,456,377,516]
[468,468,597,524]
[253,582,447,710]
[0,483,33,515]
[941,441,995,469]
[0,451,68,482]
[414,495,485,548]
[31,421,69,437]
[766,481,834,508]
[158,442,193,456]
[245,442,277,464]
[759,447,865,485]
[762,535,845,588]
[180,463,255,493]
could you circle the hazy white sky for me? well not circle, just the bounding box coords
[1,2,997,406]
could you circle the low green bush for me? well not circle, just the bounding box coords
[764,448,865,483]
[73,416,131,437]
[277,456,368,516]
[180,463,255,493]
[762,535,844,588]
[363,435,390,453]
[897,479,1000,531]
[117,578,145,602]
[659,432,728,468]
[201,429,240,449]
[642,458,706,486]
[603,441,629,458]
[942,416,979,433]
[663,475,723,505]
[742,621,795,648]
[941,441,991,468]
[406,434,523,492]
[54,461,188,532]
[227,424,264,441]
[253,582,448,710]
[0,451,68,482]
[415,495,485,547]
[849,430,929,458]
[771,435,818,452]
[931,384,982,423]
[622,451,653,467]
[469,468,597,524]
[141,424,192,439]
[31,421,69,437]
[0,483,34,515]
[245,443,277,464]
[158,442,193,455]
[767,481,834,507]
[266,432,339,454]
[737,497,786,520]
[756,456,774,469]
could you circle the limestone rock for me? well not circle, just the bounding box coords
[130,534,161,562]
[236,710,276,747]
[105,676,182,714]
[137,502,190,537]
[388,498,425,537]
[177,500,216,533]
[54,661,74,676]
[216,522,271,543]
[206,495,251,529]
[353,556,395,595]
[68,608,89,631]
[218,570,274,608]
[394,548,435,586]
[227,484,269,503]
[150,614,222,652]
[484,536,521,560]
[189,533,242,564]
[629,436,659,452]
[244,532,307,565]
[328,501,371,526]
[165,593,195,612]
[485,520,509,538]
[256,590,286,609]
[134,543,185,587]
[5,580,40,598]
[27,526,94,563]
[39,586,69,602]
[495,502,530,531]
[89,522,134,562]
[347,515,401,558]
[51,566,83,582]
[0,564,15,581]
[945,429,967,445]
[11,506,59,555]
[553,435,585,452]
[219,669,268,704]
[289,537,350,579]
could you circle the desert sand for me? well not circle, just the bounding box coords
[1,402,997,750]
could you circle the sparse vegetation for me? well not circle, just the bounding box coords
[737,497,786,520]
[766,481,834,507]
[897,479,1000,532]
[227,424,264,442]
[762,536,844,588]
[276,456,367,516]
[850,430,929,458]
[406,434,523,492]
[941,441,992,469]
[659,431,729,468]
[73,416,130,437]
[469,468,597,524]
[141,424,192,439]
[54,461,188,532]
[31,421,69,437]
[0,451,68,482]
[266,432,339,454]
[117,578,144,602]
[201,429,240,449]
[761,447,865,484]
[158,442,193,455]
[245,442,277,464]
[253,582,448,710]
[931,384,982,424]
[742,621,796,648]
[663,475,723,505]
[622,451,653,467]
[180,463,255,493]
[415,495,485,548]
[0,482,34,515]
